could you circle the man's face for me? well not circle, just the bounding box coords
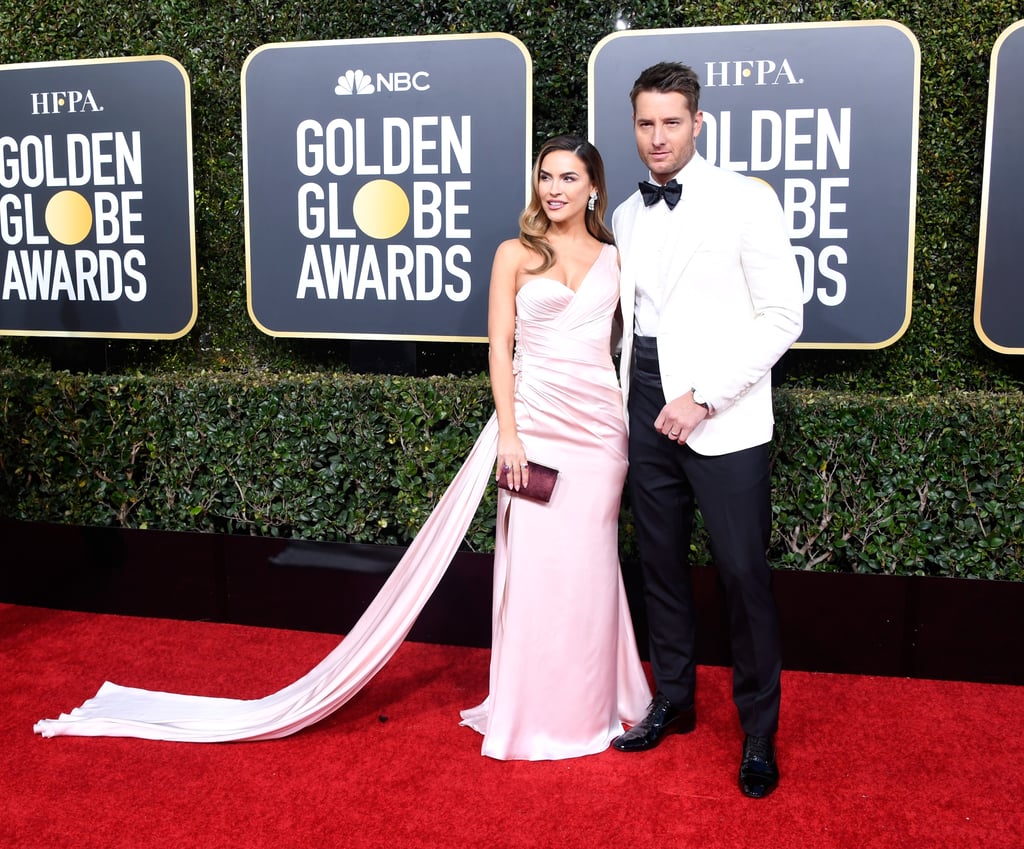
[632,90,703,184]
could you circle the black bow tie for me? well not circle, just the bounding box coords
[639,179,682,209]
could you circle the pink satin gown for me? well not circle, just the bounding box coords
[459,243,652,759]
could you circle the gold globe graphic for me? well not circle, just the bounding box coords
[45,191,93,245]
[352,180,410,239]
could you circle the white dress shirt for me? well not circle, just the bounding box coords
[633,177,685,337]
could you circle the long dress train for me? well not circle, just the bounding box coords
[34,416,502,742]
[34,244,650,750]
[459,244,651,759]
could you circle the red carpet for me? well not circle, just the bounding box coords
[2,602,1022,849]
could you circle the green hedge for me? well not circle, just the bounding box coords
[2,370,1021,580]
[771,391,1024,579]
[0,370,497,550]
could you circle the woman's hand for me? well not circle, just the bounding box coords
[496,434,530,491]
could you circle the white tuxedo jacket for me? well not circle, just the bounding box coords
[614,153,803,456]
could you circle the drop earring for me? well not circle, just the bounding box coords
[587,192,597,211]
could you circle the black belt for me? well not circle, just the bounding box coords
[632,335,662,384]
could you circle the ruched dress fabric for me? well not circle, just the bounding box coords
[459,244,651,760]
[33,243,650,752]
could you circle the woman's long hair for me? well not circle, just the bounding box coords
[519,135,614,275]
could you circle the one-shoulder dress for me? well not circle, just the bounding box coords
[460,243,651,759]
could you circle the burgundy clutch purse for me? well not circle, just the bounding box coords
[497,461,559,503]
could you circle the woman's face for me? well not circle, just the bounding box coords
[536,149,595,225]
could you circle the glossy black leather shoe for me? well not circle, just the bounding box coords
[612,692,696,752]
[738,734,780,798]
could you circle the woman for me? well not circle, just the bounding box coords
[459,136,650,759]
[34,138,650,753]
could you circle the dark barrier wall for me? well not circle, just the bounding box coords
[4,519,1022,686]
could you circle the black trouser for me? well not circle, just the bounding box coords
[627,336,781,736]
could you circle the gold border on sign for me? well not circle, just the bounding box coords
[588,20,921,351]
[240,33,533,342]
[0,54,198,340]
[974,19,1024,356]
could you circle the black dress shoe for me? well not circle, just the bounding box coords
[738,734,780,798]
[612,692,696,752]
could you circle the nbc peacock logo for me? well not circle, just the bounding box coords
[335,70,374,96]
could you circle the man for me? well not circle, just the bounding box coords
[611,62,803,799]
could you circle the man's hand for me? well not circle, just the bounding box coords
[654,391,709,444]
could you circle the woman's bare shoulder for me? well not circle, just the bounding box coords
[493,237,541,269]
[494,238,531,259]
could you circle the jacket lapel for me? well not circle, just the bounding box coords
[616,193,644,334]
[658,176,709,303]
